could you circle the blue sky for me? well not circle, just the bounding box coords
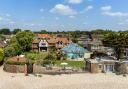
[0,0,128,31]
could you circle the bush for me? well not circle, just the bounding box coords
[5,60,26,65]
[115,62,128,75]
[0,48,4,62]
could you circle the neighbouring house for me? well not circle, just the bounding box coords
[32,39,49,52]
[77,35,92,45]
[85,56,117,73]
[55,37,71,49]
[61,43,88,59]
[32,34,71,52]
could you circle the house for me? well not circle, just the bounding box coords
[85,56,117,73]
[61,43,88,59]
[32,34,51,52]
[77,35,92,45]
[55,37,71,49]
[32,39,49,52]
[32,34,71,52]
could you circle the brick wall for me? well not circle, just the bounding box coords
[3,64,26,73]
[33,64,61,74]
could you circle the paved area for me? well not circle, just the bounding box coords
[0,66,128,89]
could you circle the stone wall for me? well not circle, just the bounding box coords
[3,64,26,73]
[33,64,61,74]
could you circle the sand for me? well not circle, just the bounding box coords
[0,66,128,89]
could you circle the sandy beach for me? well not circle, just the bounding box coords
[0,66,128,89]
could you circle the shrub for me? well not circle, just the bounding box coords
[5,60,26,65]
[0,48,4,62]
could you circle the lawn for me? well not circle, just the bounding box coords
[25,52,48,61]
[55,60,85,68]
[25,52,85,68]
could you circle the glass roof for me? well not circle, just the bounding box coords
[61,43,88,54]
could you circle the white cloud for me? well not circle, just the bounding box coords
[50,4,77,15]
[103,11,128,17]
[101,6,112,11]
[83,22,88,25]
[6,14,11,17]
[9,21,15,24]
[101,6,128,17]
[0,17,3,21]
[69,15,75,18]
[55,17,59,20]
[85,5,93,11]
[68,0,83,4]
[80,5,93,14]
[40,8,44,12]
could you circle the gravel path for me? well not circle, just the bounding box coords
[0,66,128,89]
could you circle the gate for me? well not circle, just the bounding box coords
[27,64,33,73]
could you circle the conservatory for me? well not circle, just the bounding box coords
[61,43,88,59]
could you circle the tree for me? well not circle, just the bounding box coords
[13,29,21,34]
[15,30,35,51]
[4,45,16,57]
[0,48,4,62]
[40,30,48,34]
[0,28,11,34]
[102,32,128,60]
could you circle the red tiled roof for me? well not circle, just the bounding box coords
[55,37,70,44]
[37,34,52,39]
[32,40,40,43]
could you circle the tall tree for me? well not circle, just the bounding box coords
[102,32,128,60]
[40,30,48,34]
[13,29,21,34]
[15,30,35,51]
[0,28,11,34]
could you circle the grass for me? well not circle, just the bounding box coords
[55,60,85,68]
[25,52,48,61]
[25,52,85,68]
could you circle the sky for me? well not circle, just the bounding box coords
[0,0,128,31]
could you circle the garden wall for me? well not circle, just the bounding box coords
[3,64,26,73]
[33,64,61,74]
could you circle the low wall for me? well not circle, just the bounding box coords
[3,64,26,73]
[33,64,61,74]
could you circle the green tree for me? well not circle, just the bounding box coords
[0,28,11,34]
[13,29,21,34]
[0,48,4,62]
[102,32,128,60]
[15,30,35,51]
[40,30,48,34]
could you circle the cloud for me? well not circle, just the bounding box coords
[80,5,93,13]
[101,6,112,11]
[0,17,3,21]
[101,5,128,17]
[69,15,75,18]
[55,17,59,20]
[6,14,11,17]
[85,5,93,11]
[40,8,44,12]
[102,11,128,17]
[68,0,83,4]
[50,4,77,15]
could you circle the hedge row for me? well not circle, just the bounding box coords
[5,60,27,65]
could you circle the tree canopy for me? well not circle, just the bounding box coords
[12,29,21,34]
[102,32,128,60]
[15,30,35,51]
[0,28,11,34]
